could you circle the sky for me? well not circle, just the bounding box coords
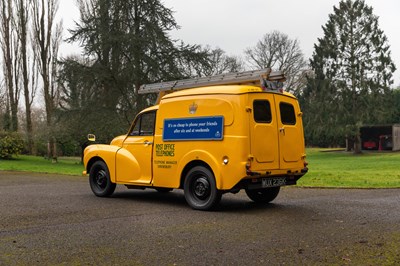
[59,0,400,86]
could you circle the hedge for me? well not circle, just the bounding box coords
[0,131,24,159]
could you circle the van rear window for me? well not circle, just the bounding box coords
[253,100,272,123]
[280,102,296,125]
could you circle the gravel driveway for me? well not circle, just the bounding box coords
[1,171,399,265]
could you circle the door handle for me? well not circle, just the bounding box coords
[279,127,285,135]
[143,140,153,145]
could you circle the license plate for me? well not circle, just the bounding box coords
[262,177,286,188]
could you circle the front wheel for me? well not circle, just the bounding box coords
[245,186,280,203]
[89,161,116,197]
[184,166,221,210]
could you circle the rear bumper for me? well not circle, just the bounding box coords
[247,167,308,176]
[232,167,307,191]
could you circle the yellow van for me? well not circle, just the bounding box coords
[83,69,308,210]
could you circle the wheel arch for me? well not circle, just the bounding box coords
[83,144,119,183]
[86,156,104,174]
[178,149,222,190]
[86,155,117,183]
[180,160,213,189]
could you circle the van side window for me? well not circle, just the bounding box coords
[253,100,272,123]
[130,111,156,136]
[280,102,296,125]
[131,118,140,136]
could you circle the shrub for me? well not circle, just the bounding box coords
[0,131,24,159]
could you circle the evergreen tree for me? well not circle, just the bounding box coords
[61,0,210,143]
[300,76,345,147]
[305,0,396,151]
[390,87,400,123]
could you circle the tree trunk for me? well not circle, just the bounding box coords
[353,134,362,154]
[345,137,353,152]
[47,137,57,162]
[1,0,19,132]
[32,0,61,160]
[19,0,35,154]
[346,137,350,151]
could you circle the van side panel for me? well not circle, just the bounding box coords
[115,147,143,184]
[151,94,250,190]
[149,89,306,191]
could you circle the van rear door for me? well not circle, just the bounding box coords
[248,93,280,171]
[248,93,305,172]
[274,94,305,170]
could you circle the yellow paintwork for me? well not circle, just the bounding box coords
[83,144,120,183]
[83,85,307,191]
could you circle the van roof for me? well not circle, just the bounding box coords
[161,85,296,100]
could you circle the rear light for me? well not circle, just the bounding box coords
[222,156,229,165]
[301,161,309,173]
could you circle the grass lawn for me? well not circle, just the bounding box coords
[0,155,83,176]
[298,148,400,188]
[1,149,400,188]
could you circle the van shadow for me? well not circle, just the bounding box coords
[111,189,188,208]
[110,188,301,214]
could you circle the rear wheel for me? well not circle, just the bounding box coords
[184,166,221,210]
[245,186,280,203]
[89,161,116,197]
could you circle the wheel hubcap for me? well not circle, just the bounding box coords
[193,177,210,199]
[96,170,107,188]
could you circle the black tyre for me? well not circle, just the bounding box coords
[245,186,280,203]
[184,166,221,210]
[89,161,116,197]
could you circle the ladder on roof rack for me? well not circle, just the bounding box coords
[139,68,285,94]
[139,68,286,103]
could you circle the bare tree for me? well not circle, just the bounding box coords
[15,0,38,154]
[0,78,6,129]
[245,30,308,94]
[200,47,244,77]
[31,0,62,161]
[0,0,20,131]
[177,46,244,78]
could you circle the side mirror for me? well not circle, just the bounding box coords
[87,134,96,142]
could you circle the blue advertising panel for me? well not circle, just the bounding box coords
[163,116,224,141]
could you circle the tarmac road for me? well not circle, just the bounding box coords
[1,171,399,265]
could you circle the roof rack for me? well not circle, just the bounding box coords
[139,68,286,103]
